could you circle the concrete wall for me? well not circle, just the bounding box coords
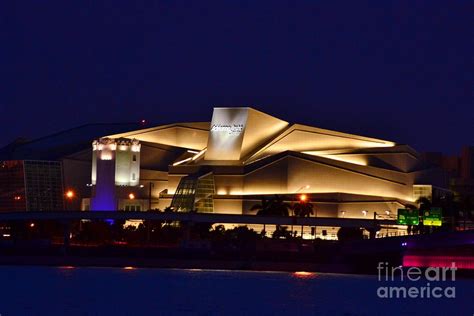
[243,158,289,194]
[286,156,413,201]
[214,174,243,195]
[213,197,242,215]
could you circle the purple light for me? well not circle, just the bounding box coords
[403,255,474,270]
[91,157,116,211]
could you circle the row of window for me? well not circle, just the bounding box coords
[124,205,141,212]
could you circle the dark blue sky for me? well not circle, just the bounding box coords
[1,1,472,154]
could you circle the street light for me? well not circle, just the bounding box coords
[129,193,135,200]
[13,195,22,211]
[299,194,307,202]
[66,190,74,199]
[65,190,75,210]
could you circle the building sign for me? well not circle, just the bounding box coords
[397,209,419,225]
[423,207,442,226]
[205,107,289,161]
[210,123,244,136]
[205,108,248,160]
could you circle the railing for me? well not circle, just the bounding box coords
[0,211,397,228]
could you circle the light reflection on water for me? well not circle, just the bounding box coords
[292,271,317,279]
[0,266,470,315]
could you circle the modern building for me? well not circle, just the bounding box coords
[0,160,63,211]
[82,107,448,220]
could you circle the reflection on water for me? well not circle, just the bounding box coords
[292,271,317,279]
[0,266,470,315]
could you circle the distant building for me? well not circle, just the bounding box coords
[461,146,474,179]
[422,146,474,201]
[0,160,63,211]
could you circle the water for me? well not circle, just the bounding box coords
[0,266,471,315]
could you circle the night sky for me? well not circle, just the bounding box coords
[1,1,472,154]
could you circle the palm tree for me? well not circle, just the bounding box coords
[417,197,432,210]
[405,204,417,235]
[267,196,291,217]
[251,196,290,216]
[416,197,432,234]
[251,197,270,234]
[251,195,291,235]
[293,201,314,217]
[250,197,270,215]
[292,200,313,237]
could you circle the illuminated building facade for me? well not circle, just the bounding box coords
[90,138,141,211]
[85,107,448,219]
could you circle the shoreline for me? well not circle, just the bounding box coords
[2,255,474,278]
[0,255,354,274]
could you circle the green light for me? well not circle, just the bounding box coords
[397,209,419,225]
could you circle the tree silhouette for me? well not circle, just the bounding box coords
[251,195,291,236]
[292,200,314,237]
[417,197,432,234]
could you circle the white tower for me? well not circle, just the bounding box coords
[115,138,141,186]
[91,138,141,187]
[90,138,141,211]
